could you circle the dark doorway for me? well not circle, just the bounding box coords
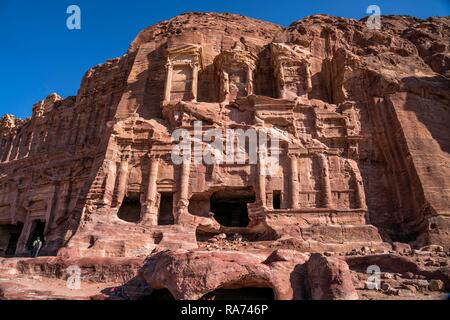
[118,193,141,223]
[0,223,24,257]
[143,288,175,301]
[273,190,281,209]
[158,193,174,225]
[201,287,275,300]
[210,188,255,227]
[5,223,24,256]
[26,220,45,250]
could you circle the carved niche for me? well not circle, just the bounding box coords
[271,43,312,100]
[163,44,203,104]
[214,43,258,103]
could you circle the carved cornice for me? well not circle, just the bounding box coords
[166,44,204,69]
[214,49,258,71]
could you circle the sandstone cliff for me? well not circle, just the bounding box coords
[0,13,448,261]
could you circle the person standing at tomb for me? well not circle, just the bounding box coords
[32,237,43,257]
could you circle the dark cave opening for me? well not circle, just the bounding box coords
[118,193,141,223]
[273,190,281,209]
[158,192,175,226]
[0,223,24,257]
[26,220,45,250]
[210,188,255,228]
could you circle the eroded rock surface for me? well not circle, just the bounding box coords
[139,249,309,300]
[306,253,358,300]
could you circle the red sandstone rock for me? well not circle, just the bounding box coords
[306,253,358,300]
[345,254,422,274]
[139,249,309,300]
[0,12,449,300]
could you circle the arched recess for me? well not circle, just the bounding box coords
[209,187,256,228]
[117,192,141,223]
[116,159,144,223]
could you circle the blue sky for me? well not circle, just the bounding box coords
[0,0,449,118]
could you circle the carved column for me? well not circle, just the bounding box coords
[305,62,313,94]
[348,159,367,210]
[103,160,117,206]
[9,181,19,224]
[280,64,287,99]
[163,63,173,103]
[142,155,160,225]
[16,217,33,255]
[191,63,199,102]
[257,149,267,206]
[289,154,300,209]
[354,178,367,210]
[219,71,230,103]
[178,158,191,206]
[45,182,59,234]
[318,153,333,208]
[58,179,73,225]
[247,65,254,96]
[175,157,191,223]
[49,179,73,230]
[115,154,130,208]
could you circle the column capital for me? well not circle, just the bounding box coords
[147,152,163,161]
[190,61,200,70]
[287,152,299,160]
[287,147,305,159]
[165,61,173,70]
[120,153,130,162]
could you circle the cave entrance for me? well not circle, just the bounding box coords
[6,223,24,256]
[0,223,24,257]
[210,188,255,228]
[273,190,281,209]
[118,193,141,223]
[158,193,175,225]
[201,287,275,300]
[26,220,45,250]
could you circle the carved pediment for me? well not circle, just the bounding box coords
[166,44,203,68]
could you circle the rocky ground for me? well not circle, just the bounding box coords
[1,239,448,300]
[0,257,143,300]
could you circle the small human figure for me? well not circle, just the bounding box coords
[230,233,243,243]
[32,237,43,257]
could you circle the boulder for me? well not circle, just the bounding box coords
[429,279,445,292]
[305,253,358,300]
[139,249,309,300]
